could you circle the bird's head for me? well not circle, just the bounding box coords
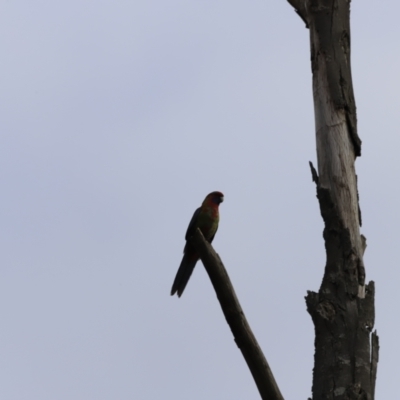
[204,191,224,206]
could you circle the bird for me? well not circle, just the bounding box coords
[171,191,224,297]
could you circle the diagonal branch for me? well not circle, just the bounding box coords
[191,228,284,400]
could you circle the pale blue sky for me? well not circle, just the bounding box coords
[0,1,398,399]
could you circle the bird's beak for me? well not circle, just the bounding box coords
[220,196,224,203]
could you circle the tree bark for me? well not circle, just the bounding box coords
[191,229,284,400]
[286,0,379,399]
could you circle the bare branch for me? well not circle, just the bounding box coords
[191,228,284,400]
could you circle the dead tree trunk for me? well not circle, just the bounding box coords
[286,0,379,399]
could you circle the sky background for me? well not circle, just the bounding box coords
[0,1,398,399]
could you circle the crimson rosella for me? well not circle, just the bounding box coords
[171,191,224,297]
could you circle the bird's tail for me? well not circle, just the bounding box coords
[170,253,199,297]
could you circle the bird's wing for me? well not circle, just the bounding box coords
[184,207,201,240]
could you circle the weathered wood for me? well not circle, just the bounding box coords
[191,228,284,400]
[306,166,378,399]
[370,331,379,400]
[310,1,364,286]
[287,0,379,398]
